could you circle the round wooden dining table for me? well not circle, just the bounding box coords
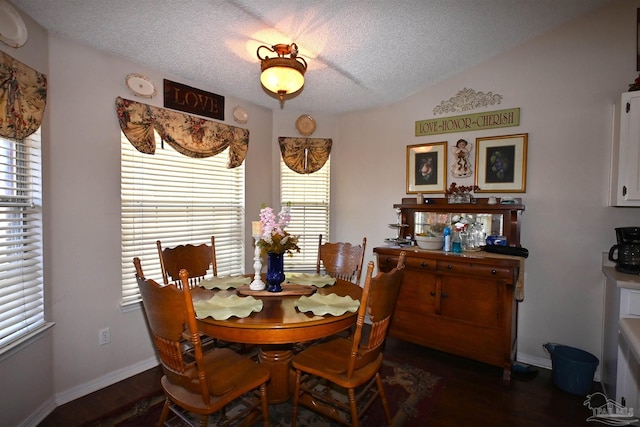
[192,278,362,403]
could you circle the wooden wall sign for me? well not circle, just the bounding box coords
[415,107,520,136]
[163,79,224,120]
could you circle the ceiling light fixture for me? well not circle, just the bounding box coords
[257,43,307,107]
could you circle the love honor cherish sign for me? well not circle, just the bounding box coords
[415,108,520,136]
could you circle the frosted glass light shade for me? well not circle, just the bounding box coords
[259,57,306,99]
[260,66,304,95]
[257,43,308,104]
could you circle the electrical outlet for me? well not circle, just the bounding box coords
[99,327,110,346]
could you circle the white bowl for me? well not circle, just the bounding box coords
[415,235,443,250]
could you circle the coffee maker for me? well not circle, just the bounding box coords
[609,227,640,274]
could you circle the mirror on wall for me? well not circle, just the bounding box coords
[414,211,504,237]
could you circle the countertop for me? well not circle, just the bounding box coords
[602,266,640,290]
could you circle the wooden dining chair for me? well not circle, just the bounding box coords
[316,235,367,285]
[157,236,217,288]
[291,251,406,427]
[157,236,254,355]
[134,258,270,427]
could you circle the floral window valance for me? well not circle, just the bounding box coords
[0,51,47,140]
[115,96,249,168]
[278,137,332,174]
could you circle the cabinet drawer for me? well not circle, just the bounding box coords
[405,257,438,270]
[377,255,399,272]
[436,260,513,279]
[377,254,437,271]
[624,289,640,317]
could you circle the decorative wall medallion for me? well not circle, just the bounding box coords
[433,88,503,115]
[0,1,27,48]
[125,74,157,98]
[295,114,316,136]
[233,106,248,124]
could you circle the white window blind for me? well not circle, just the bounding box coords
[280,157,330,272]
[121,133,245,306]
[0,130,43,349]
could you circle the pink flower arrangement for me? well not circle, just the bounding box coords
[257,205,300,256]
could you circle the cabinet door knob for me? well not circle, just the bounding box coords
[430,291,436,297]
[447,264,453,270]
[421,262,427,268]
[441,292,448,298]
[385,258,392,264]
[491,269,497,275]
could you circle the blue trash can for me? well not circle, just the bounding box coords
[544,343,599,395]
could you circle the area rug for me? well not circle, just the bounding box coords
[90,356,446,427]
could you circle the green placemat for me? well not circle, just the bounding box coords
[296,293,360,316]
[194,294,263,320]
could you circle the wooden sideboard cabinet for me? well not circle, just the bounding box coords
[375,247,521,384]
[375,198,525,384]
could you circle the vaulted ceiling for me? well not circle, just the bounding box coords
[11,0,614,114]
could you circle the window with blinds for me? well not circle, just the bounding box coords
[0,130,44,349]
[280,157,330,272]
[121,133,245,306]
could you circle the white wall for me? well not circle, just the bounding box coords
[44,31,275,398]
[332,0,640,371]
[5,0,640,425]
[1,7,274,424]
[0,8,55,427]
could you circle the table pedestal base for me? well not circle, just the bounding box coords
[258,344,294,403]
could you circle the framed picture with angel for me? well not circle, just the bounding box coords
[450,138,473,178]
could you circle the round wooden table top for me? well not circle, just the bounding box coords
[193,278,363,345]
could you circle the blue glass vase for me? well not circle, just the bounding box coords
[266,252,285,292]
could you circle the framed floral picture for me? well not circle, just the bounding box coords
[474,133,528,193]
[406,142,447,194]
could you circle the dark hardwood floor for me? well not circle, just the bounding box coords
[385,338,600,427]
[38,365,163,427]
[39,336,600,426]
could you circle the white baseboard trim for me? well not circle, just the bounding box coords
[516,351,601,382]
[55,356,160,405]
[516,352,552,370]
[18,396,57,427]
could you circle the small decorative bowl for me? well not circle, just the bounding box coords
[415,235,443,250]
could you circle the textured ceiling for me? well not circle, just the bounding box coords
[11,0,614,114]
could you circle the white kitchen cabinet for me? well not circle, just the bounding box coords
[618,320,640,411]
[602,264,640,402]
[610,91,640,206]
